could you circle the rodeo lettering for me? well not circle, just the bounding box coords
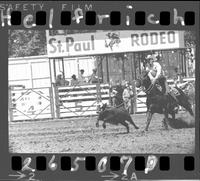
[131,31,176,46]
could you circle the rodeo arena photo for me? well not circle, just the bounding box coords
[8,30,196,153]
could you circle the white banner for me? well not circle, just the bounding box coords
[46,30,185,58]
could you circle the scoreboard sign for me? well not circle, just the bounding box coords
[11,88,52,120]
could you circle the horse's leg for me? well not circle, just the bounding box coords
[145,111,153,131]
[163,109,169,130]
[102,121,106,129]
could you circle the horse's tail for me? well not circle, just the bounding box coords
[175,87,194,116]
[175,87,190,101]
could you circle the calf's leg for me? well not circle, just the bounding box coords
[102,122,106,129]
[96,119,100,127]
[120,121,129,133]
[126,116,139,129]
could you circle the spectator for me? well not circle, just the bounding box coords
[173,67,179,87]
[70,74,79,86]
[78,69,87,85]
[88,69,99,84]
[112,80,124,107]
[173,67,185,87]
[55,74,69,86]
[123,82,133,114]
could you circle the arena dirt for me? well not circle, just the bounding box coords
[9,113,195,153]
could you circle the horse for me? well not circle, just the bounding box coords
[136,71,194,131]
[96,103,139,133]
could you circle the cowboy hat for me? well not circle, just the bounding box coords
[146,54,157,61]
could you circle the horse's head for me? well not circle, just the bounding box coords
[136,70,151,90]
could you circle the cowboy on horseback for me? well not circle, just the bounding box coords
[145,54,179,112]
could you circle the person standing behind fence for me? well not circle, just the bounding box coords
[55,73,69,86]
[78,69,87,85]
[70,74,79,86]
[123,82,133,114]
[112,80,124,107]
[88,68,99,84]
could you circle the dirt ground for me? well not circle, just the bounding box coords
[9,113,195,154]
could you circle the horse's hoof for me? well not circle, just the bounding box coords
[96,123,99,127]
[103,124,106,129]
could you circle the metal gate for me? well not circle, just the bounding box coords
[8,86,54,121]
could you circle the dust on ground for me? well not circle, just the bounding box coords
[9,113,195,153]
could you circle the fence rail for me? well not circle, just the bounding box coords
[55,84,110,118]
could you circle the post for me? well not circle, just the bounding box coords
[49,87,55,119]
[96,83,101,103]
[122,57,125,80]
[131,53,137,114]
[131,80,137,114]
[53,84,60,119]
[97,57,102,104]
[106,55,110,83]
[8,86,13,122]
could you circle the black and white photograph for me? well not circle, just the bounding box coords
[8,30,196,153]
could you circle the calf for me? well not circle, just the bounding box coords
[96,104,139,133]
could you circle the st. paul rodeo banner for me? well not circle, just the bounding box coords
[46,30,185,57]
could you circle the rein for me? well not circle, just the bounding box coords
[143,83,155,94]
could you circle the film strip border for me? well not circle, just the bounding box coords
[11,155,195,172]
[8,10,195,26]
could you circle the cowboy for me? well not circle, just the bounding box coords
[145,54,168,94]
[145,54,179,111]
[123,82,133,114]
